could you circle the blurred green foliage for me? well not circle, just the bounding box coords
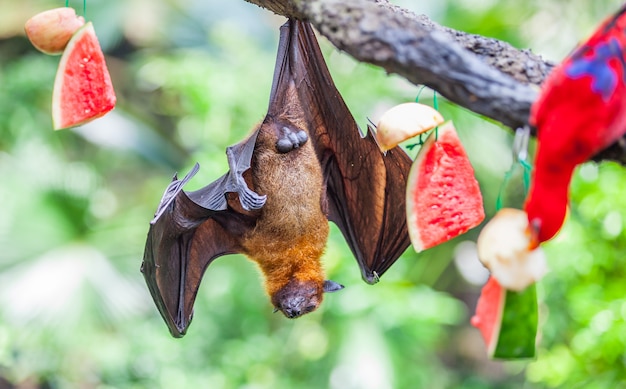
[1,0,626,388]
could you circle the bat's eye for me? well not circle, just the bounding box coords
[305,305,317,313]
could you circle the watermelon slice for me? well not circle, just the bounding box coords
[52,22,116,130]
[471,276,538,359]
[406,121,485,252]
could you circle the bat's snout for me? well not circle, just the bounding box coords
[276,294,319,319]
[272,279,322,319]
[281,296,308,318]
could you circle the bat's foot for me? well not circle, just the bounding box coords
[276,126,308,153]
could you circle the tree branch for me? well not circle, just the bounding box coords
[244,0,626,164]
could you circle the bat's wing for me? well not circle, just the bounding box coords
[270,20,413,284]
[141,131,265,337]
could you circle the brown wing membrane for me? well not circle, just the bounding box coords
[274,20,413,284]
[141,133,263,337]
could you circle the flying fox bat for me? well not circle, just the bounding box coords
[141,19,413,338]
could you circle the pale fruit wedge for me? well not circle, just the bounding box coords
[375,102,444,152]
[476,208,548,291]
[25,7,85,55]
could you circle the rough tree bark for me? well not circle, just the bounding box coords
[244,0,626,164]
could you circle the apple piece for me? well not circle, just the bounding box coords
[375,102,444,152]
[476,208,548,291]
[24,7,85,55]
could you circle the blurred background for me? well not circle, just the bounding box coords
[1,0,626,388]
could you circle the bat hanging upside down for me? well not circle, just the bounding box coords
[141,19,413,337]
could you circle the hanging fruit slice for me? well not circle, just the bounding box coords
[471,276,538,359]
[477,208,548,291]
[406,121,484,252]
[24,7,85,55]
[52,22,116,130]
[375,102,444,152]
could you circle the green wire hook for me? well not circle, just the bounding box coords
[414,85,427,103]
[412,86,440,142]
[495,126,533,210]
[65,0,87,18]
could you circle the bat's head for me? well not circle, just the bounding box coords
[272,279,344,318]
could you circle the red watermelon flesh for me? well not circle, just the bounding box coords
[471,276,538,359]
[471,276,503,353]
[406,121,484,252]
[52,22,116,130]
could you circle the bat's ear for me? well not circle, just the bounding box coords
[323,280,344,293]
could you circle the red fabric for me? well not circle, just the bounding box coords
[526,6,626,242]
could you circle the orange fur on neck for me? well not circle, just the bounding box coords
[243,231,328,297]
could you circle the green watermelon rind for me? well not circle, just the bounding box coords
[52,21,116,130]
[406,120,485,252]
[492,283,538,359]
[473,277,539,359]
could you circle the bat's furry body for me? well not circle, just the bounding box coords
[242,99,330,316]
[142,19,413,337]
